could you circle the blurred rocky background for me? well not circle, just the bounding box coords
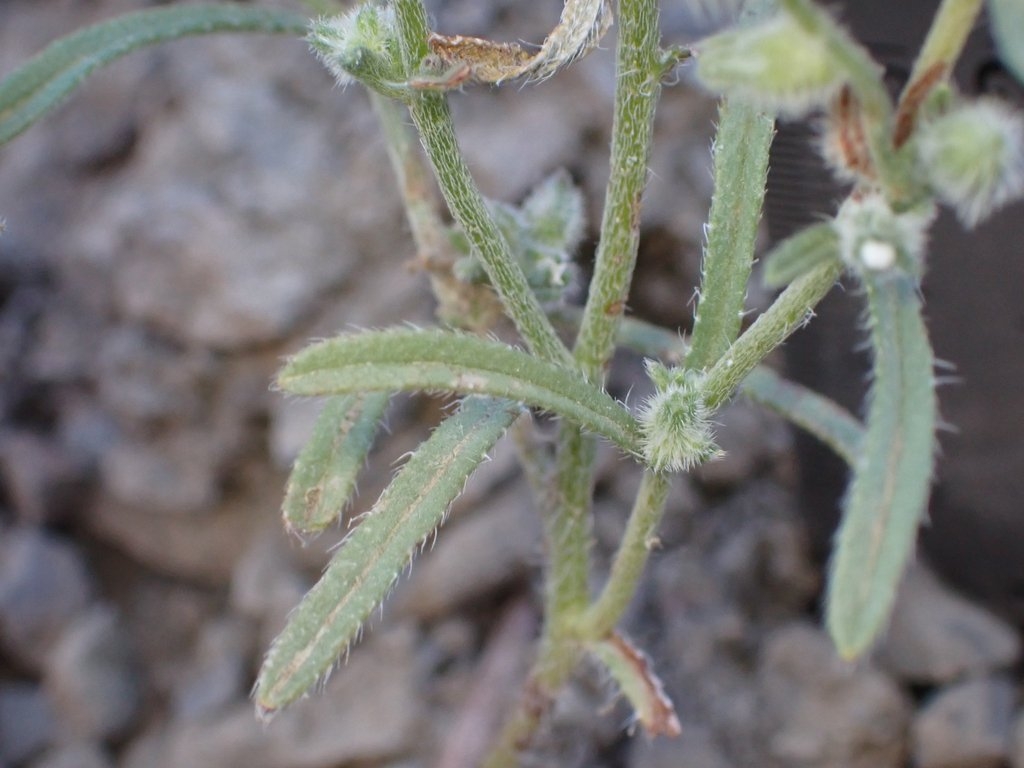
[0,1,1022,767]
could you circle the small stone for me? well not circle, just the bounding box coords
[80,87,357,350]
[25,300,104,385]
[1010,709,1024,768]
[0,527,94,670]
[44,606,142,742]
[392,483,540,621]
[30,743,112,768]
[265,626,421,765]
[913,676,1015,768]
[123,627,421,768]
[230,526,307,622]
[757,622,910,768]
[628,724,731,768]
[877,561,1021,684]
[714,515,819,620]
[100,431,222,515]
[89,494,256,584]
[172,617,253,721]
[93,326,214,425]
[268,396,327,469]
[0,430,88,524]
[0,683,57,765]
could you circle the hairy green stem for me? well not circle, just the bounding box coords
[392,0,572,366]
[370,93,447,265]
[486,1,665,762]
[574,0,662,381]
[583,470,672,637]
[893,0,985,149]
[548,304,688,364]
[685,99,773,371]
[703,258,843,411]
[549,304,864,464]
[906,0,984,89]
[392,0,430,73]
[546,428,597,627]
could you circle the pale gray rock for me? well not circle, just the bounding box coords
[757,622,910,768]
[877,562,1021,684]
[172,617,253,721]
[44,606,141,742]
[30,743,112,768]
[67,36,411,352]
[1010,708,1024,768]
[100,431,222,515]
[0,430,87,524]
[913,676,1015,768]
[714,513,820,620]
[0,528,94,670]
[24,297,102,385]
[230,524,309,652]
[123,627,421,768]
[628,725,732,768]
[268,396,327,470]
[88,495,255,585]
[0,683,57,765]
[93,326,214,425]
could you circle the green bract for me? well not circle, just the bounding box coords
[308,3,407,100]
[638,362,719,473]
[695,13,847,117]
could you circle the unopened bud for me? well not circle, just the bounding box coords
[639,362,719,474]
[915,98,1024,228]
[308,4,406,100]
[695,14,847,118]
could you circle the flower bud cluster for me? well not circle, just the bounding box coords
[639,362,719,474]
[308,3,406,100]
[915,99,1024,228]
[695,14,846,118]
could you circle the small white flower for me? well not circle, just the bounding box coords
[834,194,934,278]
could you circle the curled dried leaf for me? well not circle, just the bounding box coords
[411,0,612,89]
[590,632,681,738]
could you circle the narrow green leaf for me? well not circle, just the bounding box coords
[826,273,936,659]
[989,0,1024,85]
[256,396,519,715]
[762,222,841,289]
[278,328,643,456]
[686,98,774,371]
[282,393,390,538]
[741,366,863,465]
[0,4,308,146]
[588,632,681,738]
